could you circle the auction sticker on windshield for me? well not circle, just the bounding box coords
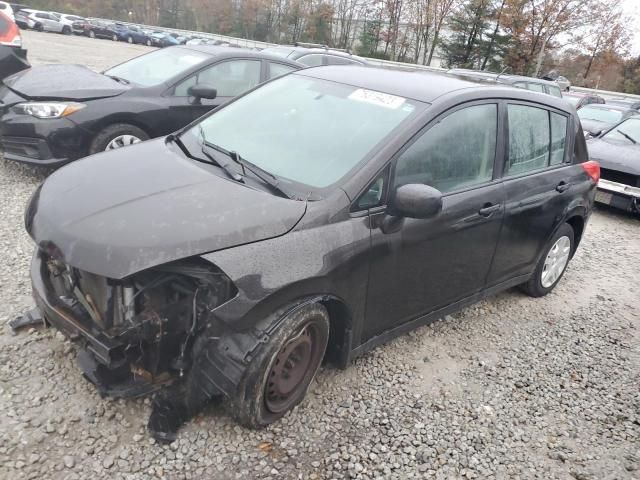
[348,89,406,109]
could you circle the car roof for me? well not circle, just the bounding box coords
[178,45,304,65]
[296,66,573,109]
[449,69,560,87]
[264,45,368,62]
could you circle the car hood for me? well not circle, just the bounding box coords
[3,64,128,100]
[580,118,612,136]
[26,139,307,279]
[587,137,640,176]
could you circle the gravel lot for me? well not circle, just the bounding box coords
[1,30,639,480]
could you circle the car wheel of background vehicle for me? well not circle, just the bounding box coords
[112,34,118,41]
[88,30,95,38]
[89,124,150,154]
[127,36,133,44]
[229,302,329,429]
[35,23,43,32]
[146,39,152,46]
[62,26,71,35]
[520,223,574,298]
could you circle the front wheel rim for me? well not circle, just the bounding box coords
[541,236,571,288]
[105,134,142,150]
[265,322,324,414]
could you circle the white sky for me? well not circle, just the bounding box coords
[623,0,640,55]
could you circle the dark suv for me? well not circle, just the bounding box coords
[262,42,369,66]
[23,66,598,441]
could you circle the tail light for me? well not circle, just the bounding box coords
[0,13,22,47]
[581,160,600,183]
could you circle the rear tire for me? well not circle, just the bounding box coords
[35,23,44,32]
[146,39,152,46]
[89,124,149,154]
[62,26,71,35]
[520,223,574,297]
[127,36,133,44]
[88,30,96,38]
[112,34,118,41]
[229,303,329,429]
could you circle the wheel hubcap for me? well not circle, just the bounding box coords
[541,236,571,288]
[105,135,142,150]
[265,323,322,414]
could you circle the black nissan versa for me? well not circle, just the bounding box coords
[22,66,598,441]
[0,45,301,166]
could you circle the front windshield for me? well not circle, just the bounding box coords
[564,96,580,107]
[190,75,420,189]
[104,48,208,86]
[602,117,640,143]
[578,106,623,124]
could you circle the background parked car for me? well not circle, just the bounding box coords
[0,46,302,165]
[51,12,84,33]
[563,92,605,109]
[577,104,633,137]
[113,23,152,45]
[150,31,179,48]
[72,19,117,40]
[0,11,29,82]
[587,116,640,214]
[24,10,67,33]
[555,75,571,91]
[0,1,14,21]
[263,42,369,66]
[13,7,31,29]
[448,69,564,98]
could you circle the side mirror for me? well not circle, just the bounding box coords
[187,84,217,104]
[390,184,443,219]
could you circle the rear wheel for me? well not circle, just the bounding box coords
[127,36,133,44]
[62,26,71,35]
[35,23,44,32]
[112,34,118,41]
[229,303,329,428]
[89,124,149,154]
[521,223,574,297]
[88,30,96,38]
[146,39,152,46]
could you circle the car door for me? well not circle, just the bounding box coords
[362,101,506,340]
[165,58,264,131]
[486,101,575,285]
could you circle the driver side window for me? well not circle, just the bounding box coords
[394,104,497,194]
[174,60,261,97]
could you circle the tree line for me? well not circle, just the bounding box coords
[25,0,638,93]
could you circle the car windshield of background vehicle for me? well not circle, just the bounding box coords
[602,117,640,144]
[191,75,420,189]
[104,48,209,86]
[578,106,623,124]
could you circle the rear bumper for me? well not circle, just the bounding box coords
[597,179,640,213]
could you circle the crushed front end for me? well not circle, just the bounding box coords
[30,247,237,440]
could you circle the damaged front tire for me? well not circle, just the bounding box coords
[230,303,329,428]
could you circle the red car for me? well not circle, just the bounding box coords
[0,11,29,82]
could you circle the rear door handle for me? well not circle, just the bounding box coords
[478,204,501,217]
[556,181,571,193]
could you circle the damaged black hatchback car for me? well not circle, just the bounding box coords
[24,66,598,441]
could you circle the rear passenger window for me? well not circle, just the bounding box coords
[550,113,567,165]
[507,105,569,174]
[394,104,497,194]
[508,105,549,174]
[267,62,296,80]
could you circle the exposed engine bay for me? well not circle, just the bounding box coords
[32,251,238,441]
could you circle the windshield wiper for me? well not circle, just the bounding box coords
[195,126,244,182]
[616,129,638,144]
[196,126,293,199]
[107,75,130,85]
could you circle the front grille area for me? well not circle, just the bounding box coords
[600,168,640,188]
[0,136,53,160]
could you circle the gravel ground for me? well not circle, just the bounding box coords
[1,31,639,480]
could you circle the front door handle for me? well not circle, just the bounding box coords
[556,181,571,193]
[478,203,501,217]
